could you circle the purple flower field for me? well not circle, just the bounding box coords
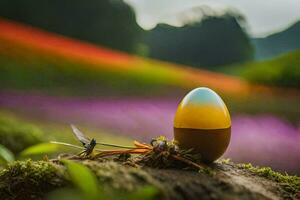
[0,92,299,174]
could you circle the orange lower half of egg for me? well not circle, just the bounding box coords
[174,87,231,163]
[174,127,231,162]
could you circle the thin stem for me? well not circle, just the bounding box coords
[50,141,85,150]
[96,142,141,149]
[94,148,149,158]
[171,154,206,169]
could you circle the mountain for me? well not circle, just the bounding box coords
[145,15,254,68]
[0,0,144,54]
[252,21,300,60]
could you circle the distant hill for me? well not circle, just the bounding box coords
[145,15,254,68]
[252,21,300,60]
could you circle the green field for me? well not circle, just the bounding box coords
[220,51,300,88]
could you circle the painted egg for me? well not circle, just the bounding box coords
[174,87,231,162]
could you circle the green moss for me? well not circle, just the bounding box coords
[0,114,44,154]
[238,163,300,194]
[0,160,65,200]
[219,158,231,164]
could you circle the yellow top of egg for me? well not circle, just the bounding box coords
[174,87,231,129]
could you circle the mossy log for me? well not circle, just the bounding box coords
[0,158,299,200]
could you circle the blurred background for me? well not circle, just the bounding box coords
[0,0,299,174]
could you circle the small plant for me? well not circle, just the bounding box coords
[61,160,100,200]
[20,143,62,157]
[26,125,207,170]
[0,144,15,165]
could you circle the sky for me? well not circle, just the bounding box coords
[125,0,300,37]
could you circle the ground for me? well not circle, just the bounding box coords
[0,158,299,200]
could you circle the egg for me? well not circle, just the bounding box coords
[174,87,231,162]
